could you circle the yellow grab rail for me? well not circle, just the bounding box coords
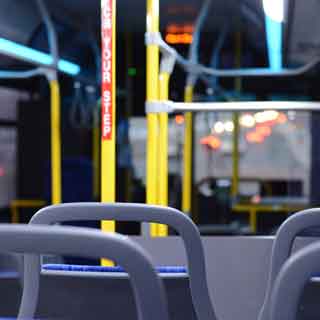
[50,80,62,204]
[157,72,170,236]
[231,112,240,197]
[101,0,116,266]
[182,85,194,215]
[10,200,46,224]
[146,0,160,237]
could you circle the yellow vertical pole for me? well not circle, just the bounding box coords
[101,0,116,265]
[157,72,170,236]
[249,209,257,233]
[146,0,160,237]
[231,32,242,197]
[11,206,19,224]
[50,79,62,204]
[231,112,239,197]
[182,85,194,215]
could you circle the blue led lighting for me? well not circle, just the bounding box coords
[265,15,283,71]
[0,37,81,76]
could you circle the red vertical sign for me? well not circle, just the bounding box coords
[101,0,113,140]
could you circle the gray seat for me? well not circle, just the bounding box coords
[259,208,320,320]
[24,202,213,320]
[270,241,320,320]
[25,203,320,320]
[0,224,169,320]
[0,253,22,316]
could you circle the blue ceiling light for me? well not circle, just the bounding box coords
[265,17,283,70]
[57,59,81,76]
[0,37,81,76]
[263,0,284,23]
[263,0,284,71]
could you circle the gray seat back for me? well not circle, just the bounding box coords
[25,202,217,320]
[259,208,320,320]
[270,241,320,320]
[0,224,169,320]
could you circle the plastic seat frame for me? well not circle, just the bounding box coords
[259,208,320,320]
[24,203,320,320]
[24,202,217,320]
[4,223,169,320]
[270,241,320,320]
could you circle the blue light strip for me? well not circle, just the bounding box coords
[265,16,283,71]
[0,37,81,76]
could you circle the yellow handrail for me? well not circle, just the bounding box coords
[10,200,46,224]
[146,0,160,237]
[101,0,117,266]
[50,80,62,204]
[157,72,170,236]
[182,85,194,215]
[231,112,240,197]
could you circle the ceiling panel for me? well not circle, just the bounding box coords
[0,0,265,38]
[0,0,267,70]
[45,0,249,32]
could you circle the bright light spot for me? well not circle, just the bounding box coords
[277,113,287,124]
[224,121,235,133]
[165,33,193,45]
[240,114,256,128]
[0,38,81,76]
[214,121,225,134]
[251,195,261,204]
[256,125,272,137]
[246,131,265,144]
[128,67,137,77]
[263,0,284,23]
[254,112,265,123]
[254,110,279,123]
[200,135,221,150]
[175,115,185,125]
